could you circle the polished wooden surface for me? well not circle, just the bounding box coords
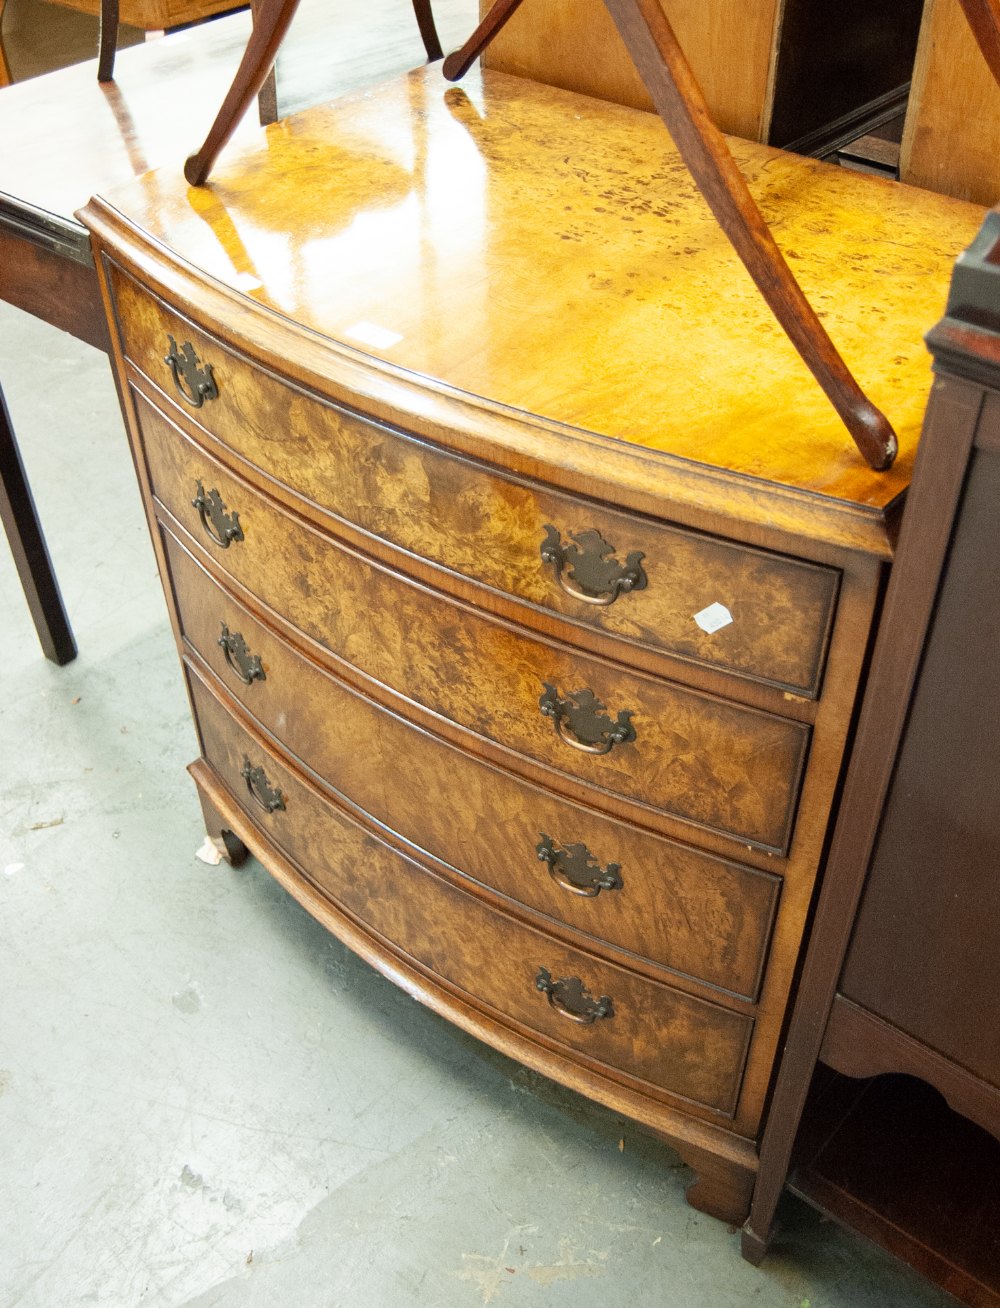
[902,0,1000,203]
[114,265,841,696]
[0,0,476,242]
[587,0,899,469]
[93,68,983,534]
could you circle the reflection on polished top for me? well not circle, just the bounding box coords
[100,66,985,517]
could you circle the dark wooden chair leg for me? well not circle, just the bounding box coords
[184,0,304,186]
[411,0,444,62]
[97,0,119,82]
[443,0,526,80]
[0,380,76,665]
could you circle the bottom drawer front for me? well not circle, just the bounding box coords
[191,671,752,1116]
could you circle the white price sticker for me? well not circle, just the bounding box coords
[694,602,734,635]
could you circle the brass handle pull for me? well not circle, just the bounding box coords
[535,967,614,1024]
[164,334,219,408]
[192,480,244,549]
[539,682,636,756]
[218,623,265,686]
[540,525,647,607]
[239,757,285,813]
[536,834,622,898]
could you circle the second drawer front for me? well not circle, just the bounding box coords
[111,262,839,696]
[191,671,753,1117]
[142,397,810,853]
[164,528,781,1000]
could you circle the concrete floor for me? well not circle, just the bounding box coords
[0,10,959,1307]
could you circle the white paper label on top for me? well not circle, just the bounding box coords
[342,320,404,350]
[694,602,734,635]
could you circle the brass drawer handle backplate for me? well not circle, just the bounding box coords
[536,833,623,897]
[164,334,219,408]
[540,525,646,606]
[539,682,636,755]
[218,623,265,686]
[239,757,286,814]
[192,480,244,549]
[535,967,615,1024]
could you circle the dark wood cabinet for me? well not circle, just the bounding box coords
[746,208,1000,1305]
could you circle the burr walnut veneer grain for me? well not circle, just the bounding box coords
[81,67,986,1225]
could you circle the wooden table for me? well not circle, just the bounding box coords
[0,0,474,662]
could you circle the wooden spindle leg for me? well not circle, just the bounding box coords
[184,0,303,186]
[443,0,526,81]
[97,0,119,82]
[412,0,444,62]
[0,381,76,665]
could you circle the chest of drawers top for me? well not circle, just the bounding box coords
[82,66,985,561]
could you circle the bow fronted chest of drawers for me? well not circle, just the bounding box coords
[80,66,985,1224]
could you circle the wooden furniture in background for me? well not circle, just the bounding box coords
[744,208,1000,1305]
[51,0,241,32]
[902,0,1000,203]
[0,0,475,662]
[478,0,924,150]
[81,66,983,1223]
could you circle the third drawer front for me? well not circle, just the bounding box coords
[141,395,810,854]
[112,262,839,697]
[164,527,781,1001]
[191,668,754,1118]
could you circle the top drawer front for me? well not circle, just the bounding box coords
[110,263,839,697]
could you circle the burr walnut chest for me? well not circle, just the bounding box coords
[80,66,984,1224]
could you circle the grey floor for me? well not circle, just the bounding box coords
[0,10,958,1308]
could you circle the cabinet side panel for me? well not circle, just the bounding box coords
[840,439,1000,1089]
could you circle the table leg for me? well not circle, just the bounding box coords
[0,380,76,665]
